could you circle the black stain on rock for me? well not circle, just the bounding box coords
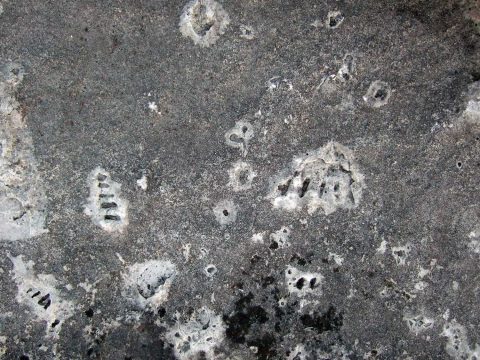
[224,292,269,344]
[247,333,277,359]
[300,306,343,333]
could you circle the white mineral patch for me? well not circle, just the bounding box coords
[376,239,388,254]
[166,307,226,360]
[136,174,148,191]
[287,344,309,360]
[442,319,480,359]
[336,54,355,82]
[84,167,128,233]
[0,63,48,241]
[227,160,256,191]
[461,81,480,123]
[251,231,266,244]
[403,313,434,335]
[328,252,344,266]
[148,101,160,114]
[391,244,411,266]
[182,243,192,261]
[239,24,255,40]
[179,0,230,47]
[269,141,365,215]
[278,297,287,307]
[467,227,480,256]
[418,266,430,278]
[285,266,324,297]
[468,239,480,254]
[363,80,392,108]
[270,226,291,249]
[122,260,176,311]
[414,281,428,293]
[7,254,74,339]
[0,336,6,357]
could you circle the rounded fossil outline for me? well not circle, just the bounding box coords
[121,259,177,310]
[224,120,254,156]
[268,141,366,215]
[227,160,256,191]
[213,199,238,226]
[179,0,230,47]
[363,80,392,108]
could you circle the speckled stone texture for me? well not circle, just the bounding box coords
[0,0,479,359]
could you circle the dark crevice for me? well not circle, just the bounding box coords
[104,214,121,221]
[278,179,292,195]
[299,178,310,198]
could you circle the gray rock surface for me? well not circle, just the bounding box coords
[0,0,479,359]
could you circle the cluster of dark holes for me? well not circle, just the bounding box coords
[97,173,121,222]
[278,171,312,198]
[26,288,51,310]
[278,167,350,199]
[137,272,170,299]
[295,276,318,290]
[26,288,62,328]
[286,269,319,291]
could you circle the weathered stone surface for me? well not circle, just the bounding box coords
[0,0,479,359]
